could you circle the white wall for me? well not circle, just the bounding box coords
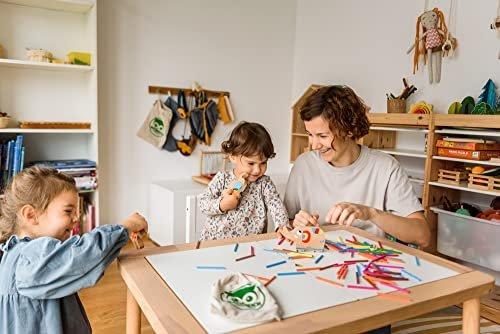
[292,0,499,114]
[97,0,296,224]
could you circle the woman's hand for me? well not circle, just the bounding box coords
[121,212,148,234]
[219,189,241,212]
[292,210,319,227]
[325,202,374,226]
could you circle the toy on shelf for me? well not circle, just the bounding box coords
[0,111,11,129]
[18,121,91,129]
[277,225,326,252]
[448,79,500,115]
[476,197,500,222]
[26,48,53,62]
[468,173,500,192]
[409,101,433,114]
[66,51,91,66]
[0,43,5,58]
[192,151,230,185]
[407,8,450,84]
[386,78,418,113]
[438,168,468,186]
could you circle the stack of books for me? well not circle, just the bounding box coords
[28,159,97,192]
[436,138,500,161]
[0,135,25,191]
[71,195,96,236]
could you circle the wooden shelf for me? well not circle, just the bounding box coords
[0,58,95,72]
[432,156,500,167]
[435,128,500,137]
[428,181,499,196]
[434,114,500,129]
[0,128,94,134]
[409,177,425,185]
[370,126,428,133]
[379,148,427,158]
[367,113,430,126]
[0,0,94,13]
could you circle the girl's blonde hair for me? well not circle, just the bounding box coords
[0,166,77,243]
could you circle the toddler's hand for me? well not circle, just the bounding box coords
[121,212,148,234]
[219,189,241,212]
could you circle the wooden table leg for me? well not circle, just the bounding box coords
[126,288,141,334]
[462,298,480,334]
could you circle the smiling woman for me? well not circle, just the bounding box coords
[284,86,431,334]
[284,85,430,248]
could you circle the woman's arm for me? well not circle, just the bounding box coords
[325,203,430,247]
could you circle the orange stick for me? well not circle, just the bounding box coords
[264,275,277,287]
[316,276,344,287]
[296,267,323,272]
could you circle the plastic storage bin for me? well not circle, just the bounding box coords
[431,206,500,271]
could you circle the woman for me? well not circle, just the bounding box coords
[284,85,430,334]
[284,85,430,248]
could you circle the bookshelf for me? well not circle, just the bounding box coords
[0,0,99,225]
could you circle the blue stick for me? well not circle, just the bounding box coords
[415,256,421,266]
[401,269,422,281]
[314,254,324,264]
[277,271,306,276]
[196,266,227,270]
[266,260,287,268]
[234,243,239,252]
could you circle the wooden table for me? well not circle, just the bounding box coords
[118,226,494,334]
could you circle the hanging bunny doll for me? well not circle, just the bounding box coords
[407,8,449,84]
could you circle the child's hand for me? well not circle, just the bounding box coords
[219,189,241,212]
[121,212,148,234]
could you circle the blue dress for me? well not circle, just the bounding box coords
[0,225,129,334]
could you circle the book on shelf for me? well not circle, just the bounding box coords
[71,196,96,236]
[28,159,96,169]
[1,135,25,190]
[436,139,500,151]
[437,148,500,161]
[28,159,98,192]
[442,137,496,144]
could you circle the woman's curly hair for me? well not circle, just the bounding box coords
[299,85,371,141]
[221,121,276,159]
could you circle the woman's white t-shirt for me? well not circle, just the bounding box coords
[283,146,423,237]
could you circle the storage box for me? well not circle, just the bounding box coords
[431,206,500,271]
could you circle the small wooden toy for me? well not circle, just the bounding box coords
[229,172,248,194]
[130,231,146,250]
[277,225,326,252]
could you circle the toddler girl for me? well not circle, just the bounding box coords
[199,122,288,240]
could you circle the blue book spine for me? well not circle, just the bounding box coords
[20,147,25,172]
[13,135,23,175]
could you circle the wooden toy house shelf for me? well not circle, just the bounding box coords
[290,86,500,322]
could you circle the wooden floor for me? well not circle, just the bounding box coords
[80,238,499,334]
[79,238,155,334]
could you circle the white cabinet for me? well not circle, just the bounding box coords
[148,180,205,246]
